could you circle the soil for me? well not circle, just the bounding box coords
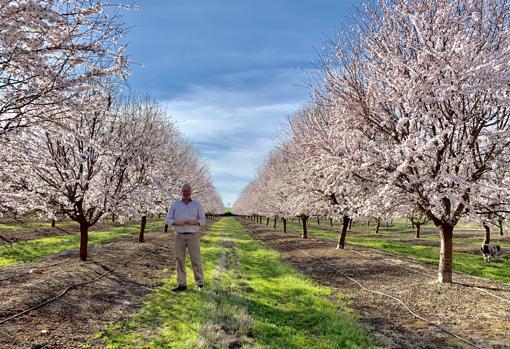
[239,219,510,349]
[0,220,216,349]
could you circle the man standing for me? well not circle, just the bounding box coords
[166,183,206,291]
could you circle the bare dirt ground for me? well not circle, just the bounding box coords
[240,219,510,349]
[0,220,215,349]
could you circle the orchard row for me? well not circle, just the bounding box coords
[234,0,510,283]
[0,2,224,260]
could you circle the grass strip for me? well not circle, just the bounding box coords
[0,221,79,231]
[94,217,373,349]
[0,222,165,267]
[284,222,510,284]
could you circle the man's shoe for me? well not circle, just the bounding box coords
[172,285,187,292]
[197,284,204,290]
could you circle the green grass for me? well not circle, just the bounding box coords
[0,222,165,267]
[0,220,79,231]
[94,217,373,349]
[302,222,510,247]
[284,222,510,284]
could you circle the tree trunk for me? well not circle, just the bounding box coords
[483,222,490,245]
[158,213,162,219]
[273,216,277,228]
[367,220,370,227]
[164,224,168,233]
[283,218,287,233]
[51,219,56,228]
[498,219,504,236]
[301,216,308,239]
[337,215,350,249]
[438,224,454,283]
[112,212,115,222]
[79,222,89,261]
[349,218,353,230]
[375,219,380,234]
[139,215,147,243]
[415,223,421,238]
[317,218,320,225]
[330,218,333,227]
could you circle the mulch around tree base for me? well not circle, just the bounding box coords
[0,221,215,349]
[240,219,510,349]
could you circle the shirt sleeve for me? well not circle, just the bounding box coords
[165,203,175,226]
[197,202,206,226]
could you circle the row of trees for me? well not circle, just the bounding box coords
[0,1,224,260]
[234,0,510,283]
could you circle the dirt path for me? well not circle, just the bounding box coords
[240,219,510,349]
[0,220,215,349]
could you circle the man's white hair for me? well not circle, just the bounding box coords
[182,183,192,190]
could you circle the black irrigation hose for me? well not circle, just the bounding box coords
[0,227,166,284]
[242,221,487,349]
[347,249,510,304]
[0,251,153,325]
[295,248,484,349]
[267,220,510,303]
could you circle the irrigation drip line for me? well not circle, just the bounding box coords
[295,248,484,349]
[0,227,166,284]
[0,251,153,326]
[270,221,510,302]
[243,220,504,349]
[348,249,510,304]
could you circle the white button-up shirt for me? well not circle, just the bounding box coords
[165,199,206,233]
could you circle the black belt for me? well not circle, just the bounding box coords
[179,232,195,234]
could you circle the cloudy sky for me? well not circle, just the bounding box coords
[122,0,359,207]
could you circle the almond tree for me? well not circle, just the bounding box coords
[4,91,164,260]
[323,0,510,282]
[109,96,180,242]
[0,0,128,136]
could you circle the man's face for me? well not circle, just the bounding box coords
[182,186,191,198]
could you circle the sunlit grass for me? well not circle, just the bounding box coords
[283,222,510,284]
[95,217,373,348]
[0,220,79,231]
[0,222,165,267]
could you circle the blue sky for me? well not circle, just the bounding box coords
[122,1,359,206]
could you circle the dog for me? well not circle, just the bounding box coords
[480,244,501,263]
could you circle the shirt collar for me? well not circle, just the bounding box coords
[182,198,193,205]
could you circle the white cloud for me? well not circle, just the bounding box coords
[161,68,308,205]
